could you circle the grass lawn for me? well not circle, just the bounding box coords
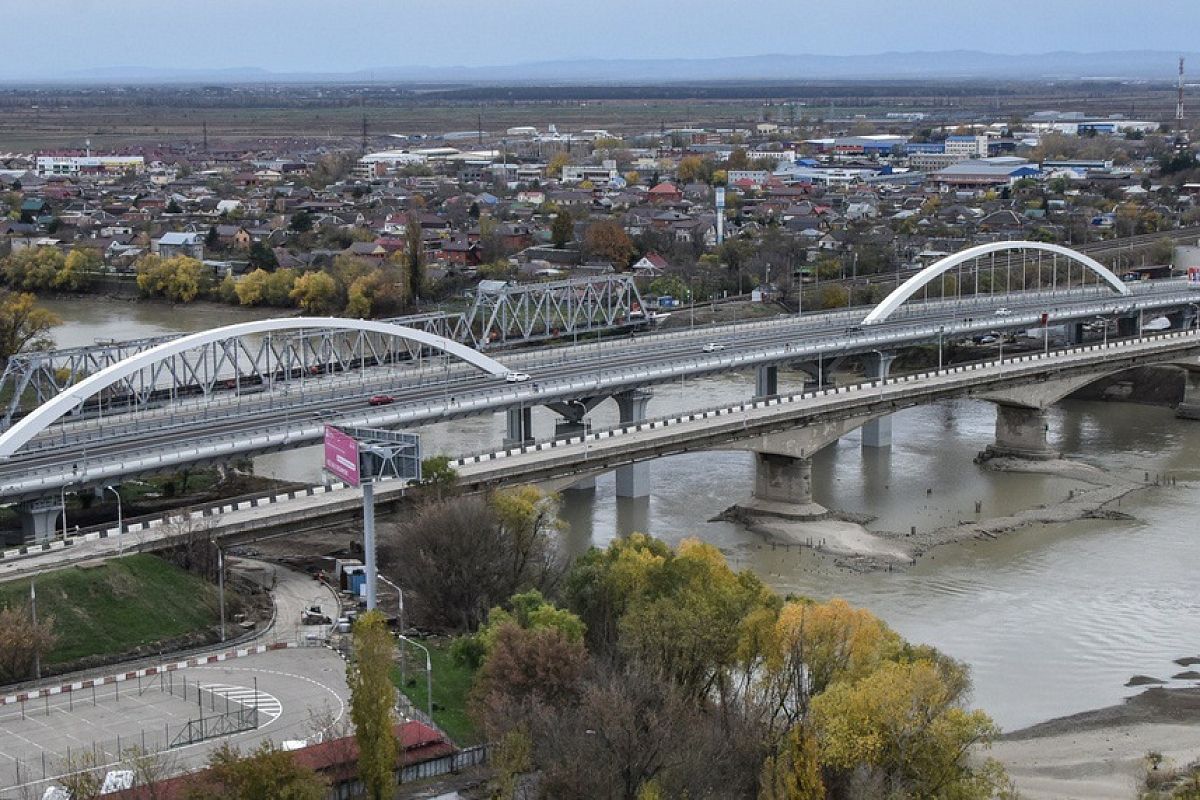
[0,553,222,666]
[391,636,478,745]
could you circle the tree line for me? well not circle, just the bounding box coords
[378,482,1016,800]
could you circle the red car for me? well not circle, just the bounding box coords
[367,394,395,406]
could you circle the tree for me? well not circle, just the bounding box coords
[0,290,59,366]
[551,210,574,249]
[347,610,398,800]
[810,659,1006,799]
[183,742,325,800]
[583,220,634,269]
[405,214,425,301]
[234,268,270,306]
[676,156,706,184]
[135,255,209,302]
[248,240,278,271]
[165,198,183,214]
[290,210,314,233]
[378,489,566,633]
[0,601,57,683]
[290,270,340,314]
[548,151,572,178]
[60,248,100,290]
[2,246,64,290]
[759,725,825,800]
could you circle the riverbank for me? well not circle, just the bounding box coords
[723,456,1159,571]
[991,686,1200,799]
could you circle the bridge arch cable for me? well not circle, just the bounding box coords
[860,241,1131,326]
[0,317,511,459]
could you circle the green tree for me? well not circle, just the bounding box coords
[347,610,398,800]
[290,210,314,233]
[183,742,325,800]
[405,214,425,301]
[551,210,574,249]
[0,291,59,365]
[248,239,278,271]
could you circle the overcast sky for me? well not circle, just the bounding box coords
[6,0,1200,77]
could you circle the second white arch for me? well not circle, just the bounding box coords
[861,241,1131,326]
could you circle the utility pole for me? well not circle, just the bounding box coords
[30,579,40,679]
[202,121,208,153]
[361,113,369,155]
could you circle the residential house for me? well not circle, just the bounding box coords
[151,231,205,259]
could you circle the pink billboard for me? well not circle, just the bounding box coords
[324,425,360,487]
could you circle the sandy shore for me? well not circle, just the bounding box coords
[991,687,1200,799]
[724,456,1155,571]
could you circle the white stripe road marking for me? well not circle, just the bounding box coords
[199,684,283,725]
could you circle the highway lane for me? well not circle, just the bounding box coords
[2,282,1198,496]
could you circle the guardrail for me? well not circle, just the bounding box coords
[7,287,1200,495]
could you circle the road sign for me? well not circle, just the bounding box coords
[323,425,360,487]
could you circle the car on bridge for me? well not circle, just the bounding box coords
[701,342,726,353]
[505,371,532,383]
[367,394,395,406]
[994,306,1012,316]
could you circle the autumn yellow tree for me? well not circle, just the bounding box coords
[347,610,398,800]
[290,270,340,314]
[135,255,209,302]
[0,290,59,364]
[583,219,634,270]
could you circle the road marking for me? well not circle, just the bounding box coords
[197,684,283,726]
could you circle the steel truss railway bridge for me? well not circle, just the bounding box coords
[3,241,1200,541]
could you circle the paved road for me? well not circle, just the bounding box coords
[0,563,346,799]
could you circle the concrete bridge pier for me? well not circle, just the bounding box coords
[504,406,534,448]
[1117,315,1139,338]
[1176,369,1200,420]
[16,496,61,545]
[750,452,826,519]
[755,365,778,398]
[860,351,897,449]
[614,388,652,498]
[983,403,1060,460]
[554,418,596,491]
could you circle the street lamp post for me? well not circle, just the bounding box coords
[378,574,406,685]
[105,485,123,555]
[398,634,433,721]
[216,543,226,642]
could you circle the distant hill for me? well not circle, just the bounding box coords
[26,50,1200,85]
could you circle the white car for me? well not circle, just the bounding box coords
[994,307,1012,316]
[701,342,726,353]
[505,371,532,383]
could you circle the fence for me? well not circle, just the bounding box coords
[0,670,261,798]
[400,744,488,783]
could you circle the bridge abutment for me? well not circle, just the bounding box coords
[614,389,653,498]
[860,351,897,449]
[984,404,1059,461]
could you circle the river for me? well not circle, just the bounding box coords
[45,297,1200,730]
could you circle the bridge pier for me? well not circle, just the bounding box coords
[749,452,827,519]
[504,407,534,448]
[983,404,1059,461]
[16,497,61,545]
[1176,369,1200,420]
[1117,315,1139,338]
[554,419,596,491]
[1065,321,1086,345]
[614,389,652,498]
[860,351,897,449]
[755,365,778,398]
